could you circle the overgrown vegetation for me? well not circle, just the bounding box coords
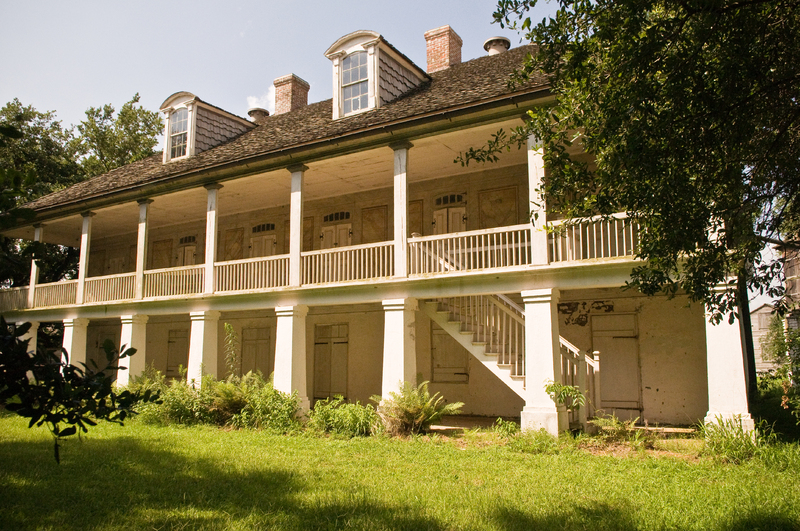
[307,396,380,438]
[700,415,775,465]
[372,380,463,436]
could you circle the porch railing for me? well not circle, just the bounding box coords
[215,255,290,292]
[0,286,29,312]
[560,338,600,427]
[408,224,532,276]
[84,273,136,303]
[34,280,78,308]
[143,264,204,298]
[548,213,640,262]
[302,241,394,285]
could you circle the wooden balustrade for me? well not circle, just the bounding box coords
[0,286,29,312]
[84,273,136,303]
[143,265,204,298]
[215,255,289,292]
[302,241,394,285]
[34,280,78,307]
[548,214,640,262]
[560,337,600,427]
[408,224,531,275]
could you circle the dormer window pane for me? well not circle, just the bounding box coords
[342,52,368,116]
[170,108,188,159]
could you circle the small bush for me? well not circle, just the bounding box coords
[373,381,463,436]
[588,413,657,451]
[138,375,216,426]
[700,415,775,464]
[125,363,167,396]
[230,377,301,434]
[507,428,561,454]
[307,396,380,438]
[492,417,520,438]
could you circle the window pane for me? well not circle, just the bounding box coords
[343,69,351,85]
[343,99,351,114]
[359,65,367,80]
[360,93,368,110]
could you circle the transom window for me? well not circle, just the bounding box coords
[170,108,188,159]
[342,52,368,115]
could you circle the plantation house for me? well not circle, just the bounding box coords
[0,26,753,433]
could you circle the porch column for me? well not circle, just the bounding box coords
[391,142,413,278]
[75,212,95,305]
[288,165,307,287]
[203,185,222,294]
[521,289,565,435]
[381,298,418,398]
[62,317,89,367]
[117,314,149,387]
[704,284,754,430]
[135,199,152,300]
[527,135,548,265]
[274,305,310,411]
[187,310,220,384]
[19,320,39,355]
[27,224,43,308]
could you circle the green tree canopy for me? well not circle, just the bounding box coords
[466,0,800,321]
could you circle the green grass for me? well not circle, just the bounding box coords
[1,413,799,530]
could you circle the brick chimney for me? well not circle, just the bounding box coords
[273,74,310,115]
[424,25,463,73]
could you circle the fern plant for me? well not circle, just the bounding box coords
[372,381,463,436]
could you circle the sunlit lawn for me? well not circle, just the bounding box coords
[1,413,798,531]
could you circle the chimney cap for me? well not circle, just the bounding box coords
[483,36,512,55]
[247,107,270,123]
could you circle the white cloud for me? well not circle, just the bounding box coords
[247,87,275,115]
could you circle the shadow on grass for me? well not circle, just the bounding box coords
[492,503,638,531]
[0,434,444,531]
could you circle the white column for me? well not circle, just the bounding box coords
[203,184,222,294]
[187,310,220,385]
[521,288,565,435]
[274,305,309,411]
[381,298,418,398]
[75,212,95,304]
[391,142,412,278]
[704,284,754,430]
[19,320,39,355]
[27,224,43,308]
[135,199,152,300]
[117,314,149,387]
[62,317,89,367]
[288,165,307,287]
[527,135,549,265]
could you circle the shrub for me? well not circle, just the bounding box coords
[138,375,216,426]
[492,417,520,438]
[700,415,775,464]
[544,379,586,412]
[506,428,561,454]
[230,377,301,434]
[372,381,463,436]
[307,396,380,438]
[588,413,657,451]
[125,363,167,396]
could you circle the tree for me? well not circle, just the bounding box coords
[463,0,800,321]
[0,318,159,463]
[73,93,162,178]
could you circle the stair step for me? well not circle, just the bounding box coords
[510,375,525,381]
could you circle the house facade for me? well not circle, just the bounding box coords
[0,26,753,433]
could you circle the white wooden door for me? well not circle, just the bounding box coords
[592,314,641,419]
[250,234,277,258]
[321,224,352,249]
[433,207,466,235]
[242,327,272,376]
[178,245,196,266]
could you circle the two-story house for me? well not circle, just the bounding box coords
[0,26,753,434]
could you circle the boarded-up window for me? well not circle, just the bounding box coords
[222,228,244,261]
[361,206,387,244]
[408,200,423,237]
[151,239,173,269]
[88,250,105,277]
[479,186,518,229]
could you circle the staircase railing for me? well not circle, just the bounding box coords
[560,337,600,426]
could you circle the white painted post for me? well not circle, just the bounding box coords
[62,317,89,367]
[203,184,222,294]
[27,224,43,309]
[274,305,310,411]
[576,352,588,430]
[288,165,307,287]
[527,135,548,265]
[135,199,152,300]
[381,298,418,398]
[187,310,220,385]
[117,314,149,387]
[704,284,754,430]
[391,142,412,278]
[76,212,95,304]
[520,288,565,435]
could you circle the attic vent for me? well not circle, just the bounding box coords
[323,211,351,223]
[179,235,196,245]
[252,223,276,233]
[435,194,464,206]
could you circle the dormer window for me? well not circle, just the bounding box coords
[169,108,189,159]
[342,52,368,115]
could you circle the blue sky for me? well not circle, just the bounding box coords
[0,0,555,128]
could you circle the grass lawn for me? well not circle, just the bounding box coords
[1,413,798,531]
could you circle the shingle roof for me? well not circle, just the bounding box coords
[26,45,546,211]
